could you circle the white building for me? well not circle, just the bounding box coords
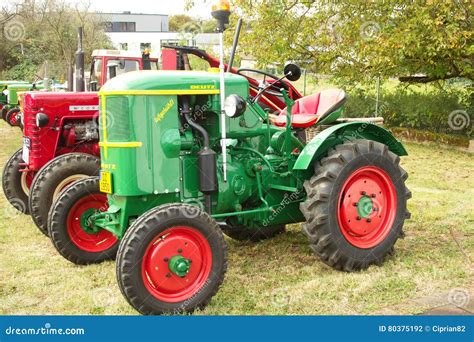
[99,12,219,54]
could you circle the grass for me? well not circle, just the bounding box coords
[0,121,472,315]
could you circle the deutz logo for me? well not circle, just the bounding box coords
[190,84,216,90]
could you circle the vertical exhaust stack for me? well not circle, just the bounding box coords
[75,27,85,92]
[211,0,231,182]
[227,18,243,72]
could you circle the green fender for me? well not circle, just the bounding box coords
[293,122,408,170]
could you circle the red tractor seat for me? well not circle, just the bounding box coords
[272,89,346,128]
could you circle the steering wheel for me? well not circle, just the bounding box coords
[237,68,289,98]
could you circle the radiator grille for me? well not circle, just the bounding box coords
[103,96,130,141]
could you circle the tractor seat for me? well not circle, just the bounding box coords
[272,89,346,128]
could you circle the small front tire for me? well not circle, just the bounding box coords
[116,203,227,315]
[48,177,119,264]
[2,148,33,214]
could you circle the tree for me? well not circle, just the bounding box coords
[223,0,473,85]
[0,0,112,81]
[169,14,200,32]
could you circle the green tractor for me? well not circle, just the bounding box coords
[0,81,29,122]
[48,2,410,315]
[1,81,47,126]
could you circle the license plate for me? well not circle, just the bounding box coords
[22,137,30,164]
[99,171,112,194]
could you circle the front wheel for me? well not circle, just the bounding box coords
[300,140,411,271]
[5,108,21,127]
[2,148,34,214]
[48,177,119,264]
[116,204,227,315]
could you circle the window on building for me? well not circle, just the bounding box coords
[105,22,136,32]
[118,22,136,32]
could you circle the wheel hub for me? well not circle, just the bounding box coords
[168,255,191,277]
[141,226,212,303]
[356,195,373,219]
[66,193,117,252]
[337,166,397,248]
[79,208,100,234]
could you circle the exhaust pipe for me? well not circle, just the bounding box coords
[75,27,85,92]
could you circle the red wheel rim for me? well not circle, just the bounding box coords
[8,112,19,126]
[25,172,34,188]
[66,193,118,252]
[337,166,397,249]
[141,226,212,303]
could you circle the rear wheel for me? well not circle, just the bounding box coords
[48,177,119,264]
[220,221,285,242]
[2,148,33,214]
[28,153,100,236]
[300,140,411,271]
[117,204,227,315]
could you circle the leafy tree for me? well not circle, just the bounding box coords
[201,0,473,85]
[0,0,112,81]
[169,14,200,32]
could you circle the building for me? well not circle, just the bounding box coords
[99,12,219,55]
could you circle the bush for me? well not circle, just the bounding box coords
[345,82,473,137]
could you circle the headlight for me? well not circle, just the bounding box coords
[35,113,49,127]
[224,94,246,118]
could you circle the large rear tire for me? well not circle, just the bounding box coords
[300,139,411,271]
[48,177,119,264]
[28,153,100,236]
[117,204,227,315]
[2,148,33,214]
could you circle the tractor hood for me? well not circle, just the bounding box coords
[99,70,248,95]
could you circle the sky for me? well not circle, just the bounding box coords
[64,0,213,18]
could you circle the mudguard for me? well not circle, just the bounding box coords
[293,122,407,170]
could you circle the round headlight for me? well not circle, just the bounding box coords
[224,95,246,118]
[35,113,49,127]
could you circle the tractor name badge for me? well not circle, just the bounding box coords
[69,105,99,111]
[155,99,174,123]
[190,84,216,90]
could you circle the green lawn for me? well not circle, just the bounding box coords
[0,121,472,315]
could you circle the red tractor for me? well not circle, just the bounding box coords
[2,46,301,237]
[2,49,158,230]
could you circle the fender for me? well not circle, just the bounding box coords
[293,122,407,170]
